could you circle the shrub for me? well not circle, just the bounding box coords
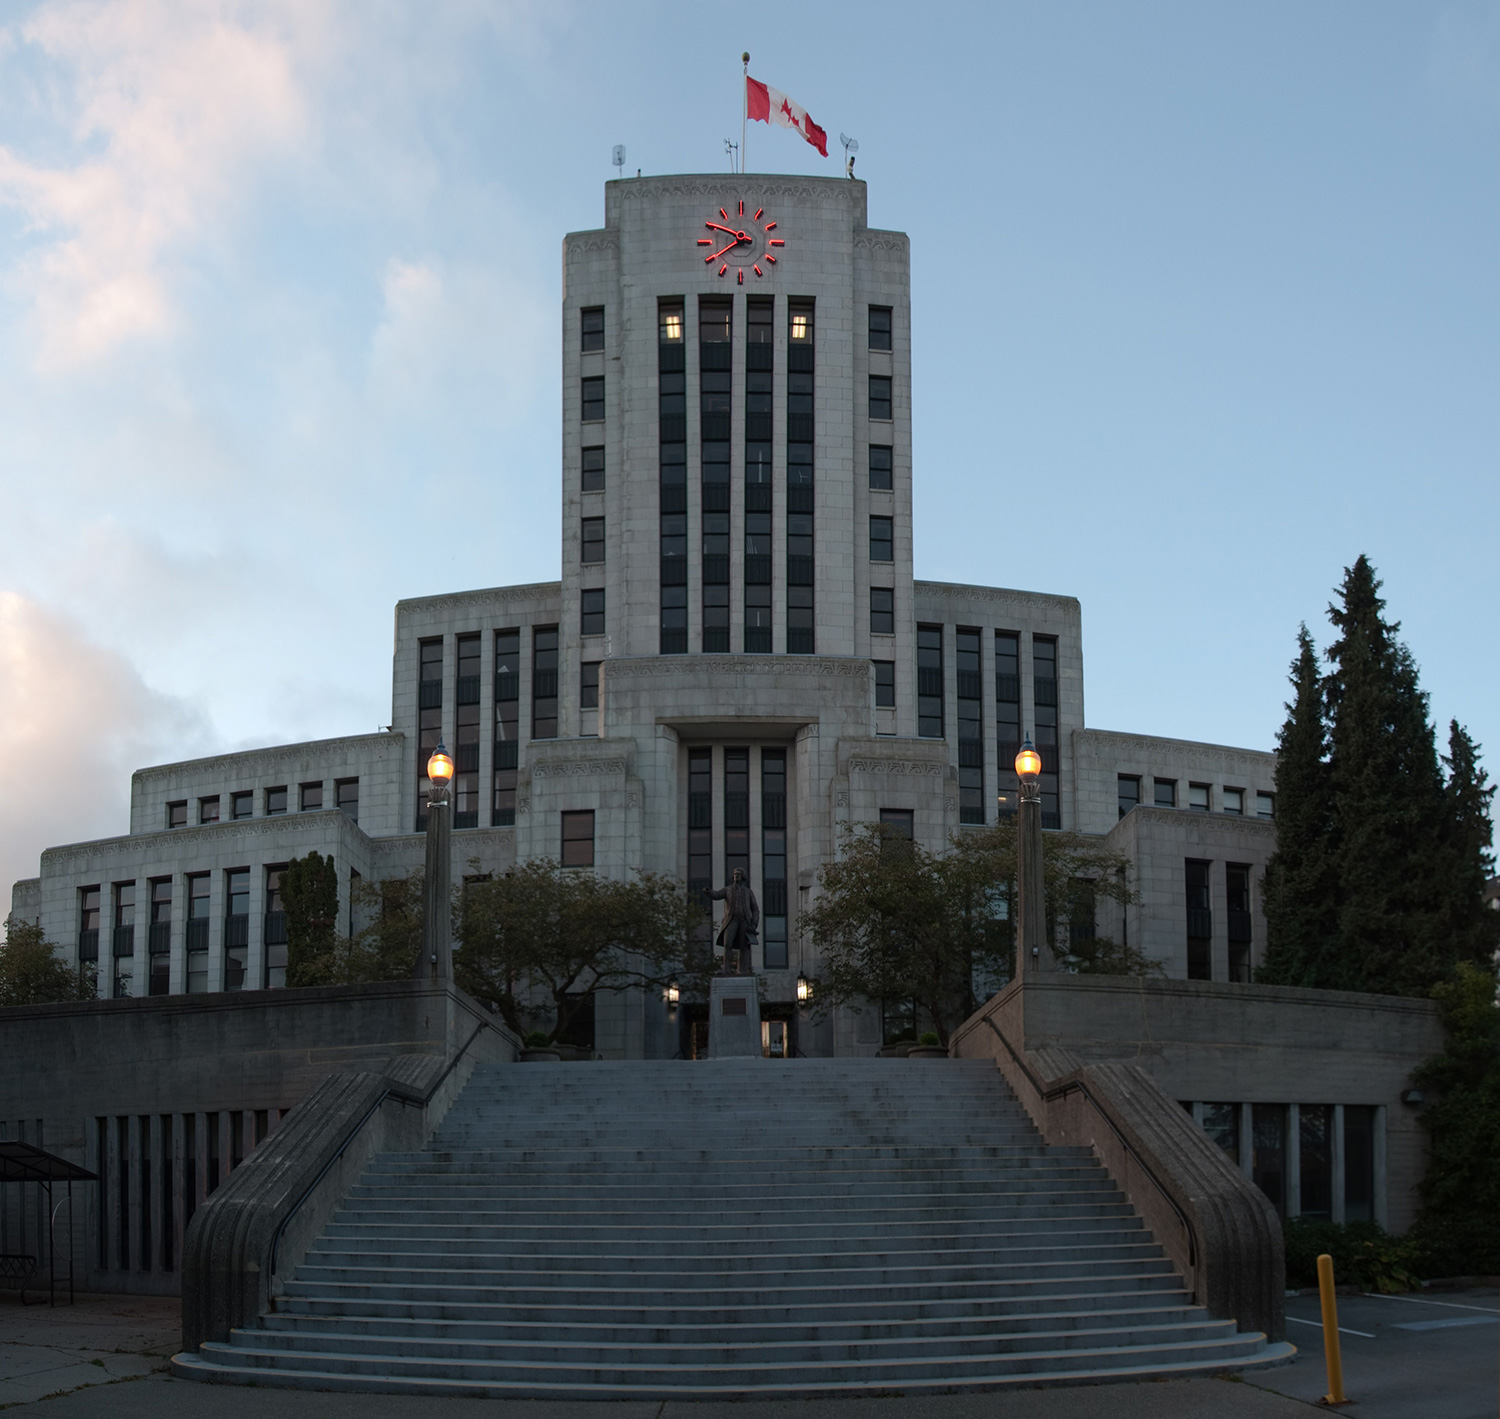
[1283,1218,1421,1293]
[524,1030,554,1049]
[918,1031,940,1047]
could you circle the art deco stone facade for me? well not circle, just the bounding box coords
[10,174,1280,1057]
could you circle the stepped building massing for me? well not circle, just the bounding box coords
[11,175,1278,1057]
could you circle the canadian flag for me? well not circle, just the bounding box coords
[746,76,828,158]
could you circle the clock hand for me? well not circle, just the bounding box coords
[706,239,740,261]
[704,222,741,236]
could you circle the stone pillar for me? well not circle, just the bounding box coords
[709,976,762,1058]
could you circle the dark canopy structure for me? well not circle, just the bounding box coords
[0,1142,96,1305]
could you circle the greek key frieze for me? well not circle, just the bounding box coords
[530,759,629,779]
[846,758,945,777]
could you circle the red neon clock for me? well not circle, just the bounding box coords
[696,199,786,283]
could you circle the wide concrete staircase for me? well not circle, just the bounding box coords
[176,1057,1289,1396]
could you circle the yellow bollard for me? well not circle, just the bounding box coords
[1317,1252,1347,1405]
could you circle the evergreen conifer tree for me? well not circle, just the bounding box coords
[1260,625,1339,986]
[1436,721,1500,971]
[1323,556,1447,995]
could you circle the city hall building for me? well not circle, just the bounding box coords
[11,174,1280,1057]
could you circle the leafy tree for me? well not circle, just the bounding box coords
[456,860,703,1043]
[0,916,97,1005]
[286,870,423,987]
[1323,554,1450,996]
[1260,626,1340,987]
[282,852,341,988]
[801,821,1146,1048]
[1409,962,1500,1274]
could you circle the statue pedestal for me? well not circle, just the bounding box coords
[708,976,761,1058]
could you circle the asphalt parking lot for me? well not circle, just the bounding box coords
[1244,1286,1499,1419]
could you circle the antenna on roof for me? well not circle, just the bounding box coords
[840,133,859,179]
[724,138,739,173]
[612,144,625,178]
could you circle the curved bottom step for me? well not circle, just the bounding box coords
[171,1340,1296,1399]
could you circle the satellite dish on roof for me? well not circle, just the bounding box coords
[840,133,858,177]
[612,145,625,175]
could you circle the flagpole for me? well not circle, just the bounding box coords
[741,52,749,174]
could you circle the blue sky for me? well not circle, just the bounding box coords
[2,1,1497,897]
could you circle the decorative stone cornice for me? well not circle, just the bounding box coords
[846,758,945,777]
[40,811,365,868]
[609,657,868,679]
[915,580,1080,615]
[132,734,399,784]
[1117,807,1277,840]
[531,759,629,779]
[396,582,562,616]
[1079,729,1276,770]
[612,176,861,205]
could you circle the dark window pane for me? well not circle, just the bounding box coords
[581,588,605,637]
[561,810,595,867]
[581,445,605,492]
[869,444,893,490]
[874,660,895,708]
[869,374,892,421]
[868,305,892,351]
[581,376,604,422]
[869,515,893,562]
[580,305,604,353]
[581,517,605,564]
[1118,775,1140,818]
[870,587,895,635]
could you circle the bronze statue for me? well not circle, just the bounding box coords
[706,868,759,975]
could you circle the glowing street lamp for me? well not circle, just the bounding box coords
[418,740,454,982]
[1013,734,1050,980]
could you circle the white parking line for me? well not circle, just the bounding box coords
[1361,1293,1500,1316]
[1392,1316,1499,1332]
[1286,1315,1376,1339]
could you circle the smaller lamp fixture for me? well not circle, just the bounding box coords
[1400,1088,1425,1107]
[427,741,455,787]
[666,979,680,1007]
[796,971,810,1004]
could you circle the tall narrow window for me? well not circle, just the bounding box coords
[224,869,249,992]
[580,661,600,716]
[199,796,220,825]
[454,634,481,829]
[231,790,253,820]
[869,443,893,491]
[581,517,605,564]
[874,660,895,708]
[1189,782,1211,812]
[78,886,101,968]
[167,801,187,829]
[745,297,774,652]
[532,626,559,739]
[263,867,287,989]
[112,882,136,999]
[1118,775,1141,818]
[493,629,520,825]
[581,445,605,492]
[659,301,688,653]
[336,777,359,823]
[1257,791,1276,819]
[186,875,209,993]
[1155,778,1178,808]
[995,632,1021,821]
[561,811,595,868]
[1185,858,1212,980]
[869,374,892,421]
[868,305,892,351]
[416,637,443,831]
[148,879,171,997]
[581,589,605,638]
[1226,863,1252,982]
[724,748,750,889]
[957,627,984,824]
[300,781,323,812]
[869,515,893,562]
[580,305,604,353]
[870,587,894,636]
[786,300,815,653]
[917,625,943,739]
[700,298,732,652]
[580,376,604,422]
[265,786,287,815]
[687,748,713,905]
[761,749,788,969]
[1032,635,1060,828]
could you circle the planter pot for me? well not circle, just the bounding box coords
[907,1045,948,1058]
[877,1043,915,1058]
[519,1048,562,1062]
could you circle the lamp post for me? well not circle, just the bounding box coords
[419,741,455,981]
[1014,735,1052,981]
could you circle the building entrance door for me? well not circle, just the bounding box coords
[762,1020,787,1058]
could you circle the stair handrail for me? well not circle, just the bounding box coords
[982,1015,1197,1268]
[267,1018,495,1278]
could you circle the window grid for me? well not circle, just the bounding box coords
[762,749,788,969]
[580,306,604,353]
[224,869,249,992]
[416,637,443,830]
[869,374,892,421]
[745,297,774,652]
[699,298,733,652]
[869,443,893,491]
[995,632,1021,820]
[1033,635,1060,829]
[454,636,481,829]
[561,811,595,868]
[874,660,895,708]
[492,629,520,825]
[917,625,943,739]
[581,517,605,564]
[869,515,893,563]
[786,300,815,653]
[581,445,605,492]
[1186,858,1212,980]
[658,301,687,653]
[957,628,984,824]
[868,305,892,351]
[532,627,559,740]
[870,587,894,636]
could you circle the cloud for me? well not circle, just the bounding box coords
[0,0,315,368]
[0,590,211,906]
